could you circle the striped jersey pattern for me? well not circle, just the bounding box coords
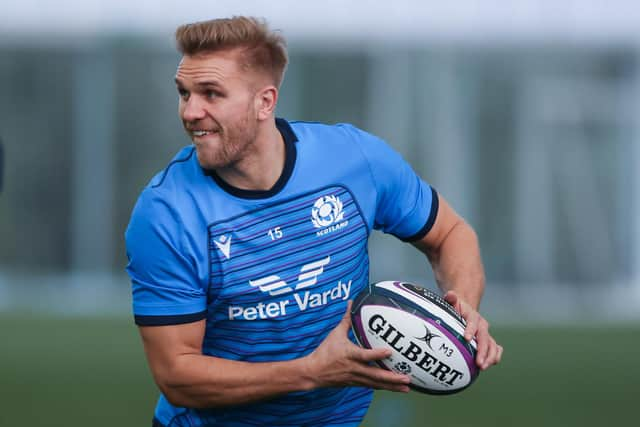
[179,185,371,425]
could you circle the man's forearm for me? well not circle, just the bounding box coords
[425,220,485,309]
[159,353,315,408]
[411,195,501,369]
[141,309,410,411]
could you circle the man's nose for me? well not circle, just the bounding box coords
[181,96,206,121]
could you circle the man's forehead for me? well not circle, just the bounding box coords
[177,49,246,73]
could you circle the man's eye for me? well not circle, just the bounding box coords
[205,90,217,99]
[178,88,189,99]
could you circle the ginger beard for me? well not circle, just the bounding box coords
[185,100,259,171]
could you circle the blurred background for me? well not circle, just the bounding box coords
[1,1,639,426]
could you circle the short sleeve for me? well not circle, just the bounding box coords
[125,188,207,326]
[347,125,439,241]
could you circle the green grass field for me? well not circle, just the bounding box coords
[1,312,638,427]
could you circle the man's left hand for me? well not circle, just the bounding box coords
[444,290,503,371]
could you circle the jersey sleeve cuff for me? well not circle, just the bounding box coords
[134,310,207,326]
[399,187,439,242]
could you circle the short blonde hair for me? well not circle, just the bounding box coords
[175,16,288,88]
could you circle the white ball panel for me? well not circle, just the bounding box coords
[359,305,472,392]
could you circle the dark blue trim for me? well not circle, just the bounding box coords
[400,187,439,242]
[204,117,298,200]
[134,310,207,326]
[152,417,165,427]
[151,148,195,189]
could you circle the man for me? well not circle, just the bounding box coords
[126,16,502,427]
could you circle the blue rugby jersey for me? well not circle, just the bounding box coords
[125,118,438,427]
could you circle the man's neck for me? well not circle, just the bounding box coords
[215,119,285,192]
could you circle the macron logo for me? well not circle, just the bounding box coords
[249,256,331,296]
[215,235,232,260]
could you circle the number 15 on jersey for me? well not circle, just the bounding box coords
[268,227,283,241]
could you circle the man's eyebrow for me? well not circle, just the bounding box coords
[174,77,222,88]
[195,81,223,88]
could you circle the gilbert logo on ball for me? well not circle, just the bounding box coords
[416,325,440,351]
[351,281,479,395]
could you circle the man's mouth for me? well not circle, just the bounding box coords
[190,129,219,137]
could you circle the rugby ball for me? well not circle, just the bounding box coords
[351,281,479,395]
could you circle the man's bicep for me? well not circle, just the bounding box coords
[411,194,463,256]
[139,320,206,384]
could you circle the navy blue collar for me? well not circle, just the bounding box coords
[204,118,298,200]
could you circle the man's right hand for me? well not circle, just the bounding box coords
[139,301,409,409]
[304,302,411,393]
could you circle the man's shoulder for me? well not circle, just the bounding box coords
[289,119,392,163]
[127,146,206,242]
[130,146,201,221]
[287,120,387,159]
[288,119,367,139]
[147,146,199,191]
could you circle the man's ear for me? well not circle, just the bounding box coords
[255,86,278,121]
